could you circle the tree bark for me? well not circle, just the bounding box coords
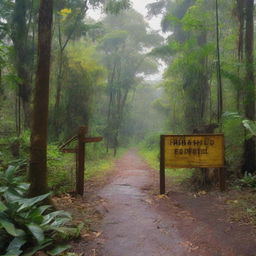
[236,0,245,112]
[0,67,3,96]
[12,0,32,128]
[242,0,255,174]
[29,0,53,196]
[236,0,245,61]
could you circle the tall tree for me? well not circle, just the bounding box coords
[53,1,89,136]
[29,0,53,196]
[242,0,255,174]
[101,9,161,154]
[11,0,37,128]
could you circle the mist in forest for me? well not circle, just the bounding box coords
[0,0,256,195]
[1,1,256,254]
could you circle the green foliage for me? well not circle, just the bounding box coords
[242,120,256,137]
[0,164,74,256]
[181,0,213,32]
[141,132,161,150]
[139,147,159,170]
[100,30,128,52]
[0,131,30,169]
[139,146,192,184]
[222,112,244,175]
[105,0,131,14]
[47,143,117,194]
[238,173,256,189]
[47,145,75,194]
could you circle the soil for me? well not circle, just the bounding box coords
[69,150,256,256]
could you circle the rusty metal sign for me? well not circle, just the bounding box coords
[163,134,224,168]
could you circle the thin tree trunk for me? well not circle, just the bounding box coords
[242,0,255,174]
[12,0,32,128]
[215,0,223,123]
[236,0,245,112]
[237,0,245,62]
[29,0,53,196]
[53,2,89,136]
[0,67,2,96]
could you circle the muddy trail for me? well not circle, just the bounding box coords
[71,150,256,256]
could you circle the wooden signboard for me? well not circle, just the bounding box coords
[160,134,225,194]
[164,134,224,168]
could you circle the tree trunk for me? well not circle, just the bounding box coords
[12,0,32,128]
[242,0,255,174]
[0,67,3,96]
[29,0,53,196]
[236,0,245,112]
[237,0,245,61]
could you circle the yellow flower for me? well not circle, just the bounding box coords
[58,8,72,17]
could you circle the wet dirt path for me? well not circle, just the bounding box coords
[93,151,192,256]
[77,150,256,256]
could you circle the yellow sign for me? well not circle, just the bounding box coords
[163,134,224,168]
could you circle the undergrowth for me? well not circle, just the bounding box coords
[139,146,192,186]
[0,132,122,195]
[0,164,79,256]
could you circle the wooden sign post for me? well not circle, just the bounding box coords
[60,126,103,196]
[160,134,225,194]
[76,126,103,195]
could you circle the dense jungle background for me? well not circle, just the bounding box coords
[1,0,256,255]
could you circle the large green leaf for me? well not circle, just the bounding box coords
[7,236,26,252]
[17,193,51,212]
[17,183,30,191]
[0,200,7,212]
[15,183,30,196]
[38,205,52,215]
[27,209,44,224]
[3,190,23,203]
[0,215,21,236]
[42,210,71,226]
[243,120,256,137]
[49,226,78,236]
[5,166,17,181]
[0,186,8,193]
[47,244,71,256]
[51,217,71,228]
[2,249,22,256]
[26,224,45,243]
[22,240,52,256]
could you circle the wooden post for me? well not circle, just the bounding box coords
[76,126,87,195]
[219,167,226,192]
[160,135,165,194]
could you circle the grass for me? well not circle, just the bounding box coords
[85,156,115,179]
[139,147,193,185]
[139,148,159,169]
[48,145,127,194]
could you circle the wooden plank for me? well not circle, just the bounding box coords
[83,137,103,143]
[219,167,226,192]
[160,135,165,194]
[59,135,78,151]
[76,126,87,196]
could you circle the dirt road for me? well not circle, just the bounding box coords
[73,150,256,256]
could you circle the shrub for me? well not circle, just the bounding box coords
[141,132,161,150]
[0,164,74,256]
[238,172,256,189]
